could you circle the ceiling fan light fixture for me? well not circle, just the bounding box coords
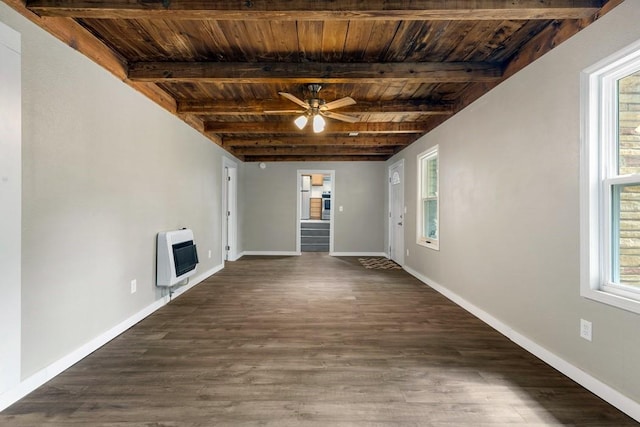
[313,114,326,133]
[294,115,308,130]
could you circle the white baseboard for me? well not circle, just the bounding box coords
[0,263,223,412]
[240,251,388,258]
[227,253,242,262]
[330,252,388,257]
[167,263,223,301]
[403,265,640,423]
[241,251,300,256]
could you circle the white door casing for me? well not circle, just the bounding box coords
[389,160,405,265]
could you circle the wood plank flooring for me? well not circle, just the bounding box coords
[1,253,637,426]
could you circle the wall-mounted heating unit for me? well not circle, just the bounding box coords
[156,228,199,287]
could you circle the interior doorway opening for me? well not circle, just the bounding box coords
[297,170,334,253]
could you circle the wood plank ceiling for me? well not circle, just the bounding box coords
[6,0,624,162]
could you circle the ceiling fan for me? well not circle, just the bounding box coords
[265,84,358,133]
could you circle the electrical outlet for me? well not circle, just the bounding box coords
[339,206,343,212]
[130,279,137,294]
[208,249,212,259]
[580,319,592,341]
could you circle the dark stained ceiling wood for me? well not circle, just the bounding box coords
[177,100,455,116]
[205,122,430,135]
[222,136,414,148]
[127,61,504,84]
[4,0,624,162]
[24,0,605,20]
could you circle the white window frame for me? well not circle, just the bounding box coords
[581,38,640,314]
[417,145,439,250]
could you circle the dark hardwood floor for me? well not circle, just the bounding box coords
[2,253,637,426]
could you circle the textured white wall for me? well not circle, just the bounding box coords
[0,19,21,395]
[389,1,640,404]
[0,3,233,379]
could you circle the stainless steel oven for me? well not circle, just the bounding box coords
[321,194,331,220]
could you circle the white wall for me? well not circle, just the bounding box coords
[0,19,21,396]
[389,0,640,409]
[0,2,234,387]
[242,161,386,254]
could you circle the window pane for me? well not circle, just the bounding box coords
[421,157,429,198]
[618,70,640,175]
[612,183,640,288]
[423,199,438,239]
[421,155,438,199]
[427,157,438,197]
[418,146,439,248]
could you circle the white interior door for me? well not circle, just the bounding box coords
[223,160,238,261]
[0,21,21,397]
[301,175,310,220]
[389,160,404,265]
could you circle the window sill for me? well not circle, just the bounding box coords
[581,286,640,315]
[417,239,439,251]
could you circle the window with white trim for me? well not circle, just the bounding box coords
[582,39,640,313]
[417,145,439,250]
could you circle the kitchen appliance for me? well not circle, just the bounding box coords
[301,175,311,220]
[321,192,331,220]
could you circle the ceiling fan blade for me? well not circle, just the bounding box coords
[279,92,310,109]
[264,109,307,115]
[321,111,359,123]
[321,96,356,111]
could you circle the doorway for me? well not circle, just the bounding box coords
[388,160,405,265]
[297,170,335,253]
[222,158,238,261]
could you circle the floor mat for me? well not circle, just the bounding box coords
[358,257,402,270]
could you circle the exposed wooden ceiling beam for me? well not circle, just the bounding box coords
[179,100,454,116]
[244,155,388,162]
[205,122,426,134]
[222,136,414,148]
[232,146,396,157]
[26,0,603,21]
[129,61,502,84]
